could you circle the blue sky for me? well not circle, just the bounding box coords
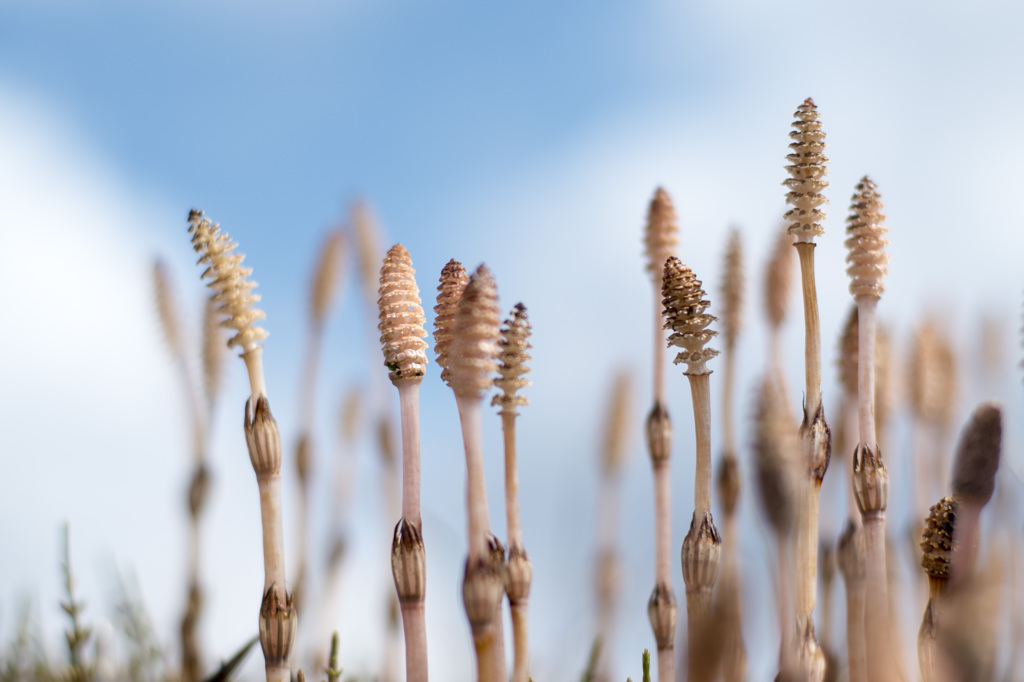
[2,2,1024,680]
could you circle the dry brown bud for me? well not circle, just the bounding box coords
[377,244,428,383]
[837,519,866,582]
[244,395,282,477]
[434,259,469,384]
[794,620,827,682]
[662,257,719,376]
[752,378,798,535]
[845,177,889,299]
[391,518,426,603]
[784,98,828,243]
[646,582,677,650]
[491,303,531,415]
[259,583,297,666]
[187,463,210,519]
[719,228,744,343]
[804,400,832,483]
[310,228,346,327]
[504,543,532,604]
[852,443,888,516]
[921,496,958,580]
[764,228,796,330]
[681,510,722,590]
[188,210,268,353]
[447,265,501,399]
[644,187,679,280]
[645,401,672,463]
[716,453,740,518]
[950,402,1002,507]
[462,556,503,632]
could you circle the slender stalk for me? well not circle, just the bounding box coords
[457,396,490,561]
[689,373,713,517]
[845,581,867,682]
[399,383,423,526]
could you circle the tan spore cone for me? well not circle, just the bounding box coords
[448,265,501,399]
[662,257,720,376]
[784,98,828,243]
[492,303,531,416]
[845,177,890,299]
[378,244,429,383]
[188,210,268,355]
[644,188,679,279]
[434,260,470,384]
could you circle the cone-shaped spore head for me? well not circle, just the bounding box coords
[434,259,469,385]
[845,176,889,299]
[447,264,501,399]
[662,257,719,376]
[377,244,428,383]
[491,303,531,415]
[784,98,829,243]
[644,187,679,282]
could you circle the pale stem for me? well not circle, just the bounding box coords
[187,515,200,582]
[856,297,878,450]
[777,532,793,671]
[794,243,822,411]
[256,472,287,593]
[502,411,522,548]
[266,663,289,682]
[473,628,499,682]
[686,588,714,682]
[657,647,673,682]
[722,337,737,454]
[653,279,666,406]
[653,460,672,586]
[241,347,267,406]
[687,372,713,516]
[863,515,891,682]
[843,400,862,525]
[398,381,423,526]
[795,479,822,625]
[511,602,529,682]
[597,474,621,551]
[298,324,324,435]
[845,578,867,682]
[400,602,428,682]
[455,396,490,562]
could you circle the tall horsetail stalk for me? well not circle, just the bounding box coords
[783,98,831,680]
[662,257,721,682]
[492,303,533,682]
[152,260,208,682]
[187,210,295,682]
[642,188,679,680]
[440,264,506,682]
[716,228,747,682]
[378,244,430,681]
[844,177,893,681]
[292,228,346,615]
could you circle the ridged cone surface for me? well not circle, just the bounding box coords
[644,187,679,278]
[838,305,859,396]
[377,244,428,381]
[434,259,469,385]
[910,321,957,425]
[188,210,268,353]
[311,228,346,327]
[662,257,719,375]
[845,176,889,299]
[920,496,958,580]
[491,302,531,413]
[764,228,795,329]
[784,98,828,242]
[447,264,500,398]
[153,259,185,359]
[719,228,744,343]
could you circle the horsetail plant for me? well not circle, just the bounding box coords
[492,303,533,682]
[439,263,506,682]
[642,188,679,681]
[844,176,893,682]
[187,209,295,682]
[378,243,430,682]
[784,98,831,680]
[292,227,346,615]
[662,256,721,682]
[715,228,747,682]
[918,496,957,682]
